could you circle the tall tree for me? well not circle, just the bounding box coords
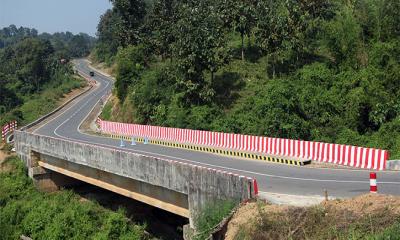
[144,0,178,59]
[218,0,256,61]
[110,0,147,46]
[172,0,228,104]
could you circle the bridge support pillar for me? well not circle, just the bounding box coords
[183,224,195,240]
[28,166,60,192]
[27,150,81,192]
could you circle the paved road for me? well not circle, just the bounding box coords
[34,59,400,199]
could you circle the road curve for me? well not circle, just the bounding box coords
[33,59,400,199]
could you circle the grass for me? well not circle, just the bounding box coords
[193,200,236,240]
[100,101,113,121]
[18,76,85,125]
[233,200,400,240]
[0,75,85,127]
[0,156,149,240]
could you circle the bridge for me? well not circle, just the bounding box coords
[14,59,400,235]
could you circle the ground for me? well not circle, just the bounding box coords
[225,194,400,240]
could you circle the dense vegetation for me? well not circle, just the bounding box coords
[95,0,400,158]
[0,157,148,240]
[0,25,95,127]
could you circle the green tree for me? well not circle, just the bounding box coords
[95,9,124,62]
[110,0,147,46]
[114,45,146,102]
[218,0,256,61]
[172,0,228,104]
[144,0,178,59]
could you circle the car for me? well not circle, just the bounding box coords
[89,71,95,77]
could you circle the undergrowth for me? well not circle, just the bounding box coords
[194,200,236,240]
[0,156,149,240]
[234,201,400,240]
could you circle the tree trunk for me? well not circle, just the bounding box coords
[241,32,245,61]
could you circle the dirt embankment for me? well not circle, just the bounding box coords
[226,194,400,240]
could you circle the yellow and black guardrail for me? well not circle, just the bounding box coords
[109,134,310,166]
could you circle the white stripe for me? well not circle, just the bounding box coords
[370,179,377,186]
[367,149,373,169]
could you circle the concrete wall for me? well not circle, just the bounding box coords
[386,160,400,171]
[15,130,255,228]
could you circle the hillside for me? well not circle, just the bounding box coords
[93,0,400,159]
[0,25,94,127]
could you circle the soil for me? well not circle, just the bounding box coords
[0,143,15,172]
[225,194,400,240]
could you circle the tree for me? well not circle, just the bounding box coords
[110,0,147,46]
[218,0,256,61]
[0,73,21,113]
[172,0,228,104]
[114,45,146,102]
[144,0,178,59]
[96,9,124,61]
[10,38,54,93]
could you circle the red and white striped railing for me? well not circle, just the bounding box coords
[98,119,389,170]
[1,120,18,141]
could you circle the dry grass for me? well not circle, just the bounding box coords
[227,194,400,240]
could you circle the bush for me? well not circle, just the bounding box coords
[0,157,148,240]
[194,200,235,240]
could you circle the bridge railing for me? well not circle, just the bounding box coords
[98,119,389,170]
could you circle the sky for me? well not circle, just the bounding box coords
[0,0,112,36]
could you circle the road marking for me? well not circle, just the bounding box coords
[33,71,100,133]
[51,62,400,187]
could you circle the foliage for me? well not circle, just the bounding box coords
[0,25,95,58]
[0,26,89,127]
[0,157,148,240]
[194,200,235,240]
[95,0,400,158]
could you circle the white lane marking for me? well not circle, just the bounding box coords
[59,130,400,184]
[54,70,110,138]
[33,71,99,133]
[51,63,400,186]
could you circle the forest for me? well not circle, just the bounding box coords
[94,0,400,158]
[0,25,95,126]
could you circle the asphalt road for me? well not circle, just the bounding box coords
[34,59,400,199]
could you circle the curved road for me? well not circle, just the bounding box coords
[33,59,400,200]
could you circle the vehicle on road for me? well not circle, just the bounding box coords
[90,71,95,77]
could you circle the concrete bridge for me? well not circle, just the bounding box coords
[12,59,400,238]
[15,130,256,232]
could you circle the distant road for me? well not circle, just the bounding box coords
[33,59,400,199]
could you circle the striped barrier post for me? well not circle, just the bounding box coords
[1,124,7,141]
[120,138,125,147]
[131,136,136,146]
[253,179,258,196]
[370,172,377,193]
[1,120,17,141]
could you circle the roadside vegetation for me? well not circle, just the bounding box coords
[93,0,400,159]
[0,156,149,240]
[227,195,400,240]
[0,25,94,127]
[193,200,236,240]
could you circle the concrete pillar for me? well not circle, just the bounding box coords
[27,150,81,192]
[183,224,196,240]
[28,166,60,192]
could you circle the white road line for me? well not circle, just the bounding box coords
[50,62,400,186]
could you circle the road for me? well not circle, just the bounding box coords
[33,59,400,199]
